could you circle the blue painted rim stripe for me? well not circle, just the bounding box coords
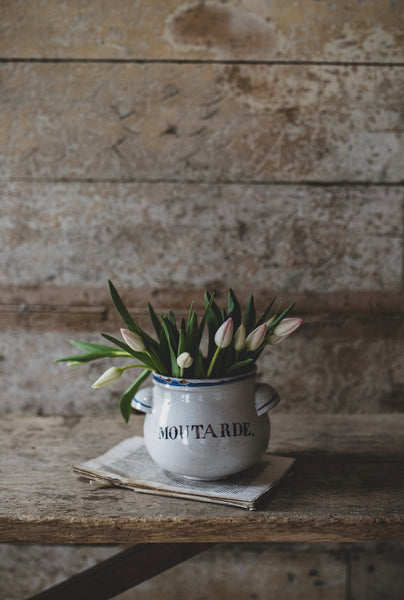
[257,398,273,412]
[132,398,152,409]
[153,371,254,388]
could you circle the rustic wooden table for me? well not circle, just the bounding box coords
[1,414,403,599]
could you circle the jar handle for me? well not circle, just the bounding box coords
[131,386,153,414]
[255,383,280,416]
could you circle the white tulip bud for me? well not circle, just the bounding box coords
[91,367,123,389]
[121,329,145,352]
[176,352,193,369]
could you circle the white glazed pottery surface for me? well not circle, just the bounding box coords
[132,371,280,480]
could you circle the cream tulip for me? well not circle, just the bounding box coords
[246,323,267,351]
[268,318,302,345]
[214,318,233,349]
[120,329,145,352]
[91,366,123,389]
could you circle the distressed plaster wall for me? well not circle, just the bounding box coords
[1,1,403,598]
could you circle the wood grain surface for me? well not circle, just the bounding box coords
[1,414,403,543]
[1,183,402,292]
[2,63,403,182]
[1,0,403,62]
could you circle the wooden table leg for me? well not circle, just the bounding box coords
[26,543,214,600]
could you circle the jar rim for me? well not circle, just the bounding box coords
[152,368,256,389]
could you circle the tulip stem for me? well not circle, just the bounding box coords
[207,347,221,378]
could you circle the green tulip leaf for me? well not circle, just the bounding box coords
[255,297,277,327]
[108,280,138,332]
[120,369,151,423]
[161,317,180,377]
[228,288,241,328]
[158,327,171,374]
[197,293,214,343]
[267,302,296,331]
[56,350,131,364]
[178,329,186,355]
[193,350,206,378]
[185,311,198,350]
[67,340,126,354]
[225,358,254,376]
[148,302,162,338]
[243,294,256,334]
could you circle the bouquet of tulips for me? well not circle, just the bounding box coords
[57,281,301,422]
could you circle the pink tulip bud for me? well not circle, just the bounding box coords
[121,329,145,352]
[214,318,233,349]
[246,323,267,351]
[268,318,302,345]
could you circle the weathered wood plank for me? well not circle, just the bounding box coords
[1,314,403,414]
[2,543,403,600]
[349,550,404,600]
[1,64,403,181]
[0,415,403,543]
[0,544,351,600]
[1,183,402,295]
[0,0,403,62]
[0,294,403,335]
[1,287,403,329]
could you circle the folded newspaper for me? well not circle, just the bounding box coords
[73,436,295,510]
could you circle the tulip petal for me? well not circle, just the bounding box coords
[214,318,234,348]
[246,323,267,351]
[121,329,145,353]
[177,352,193,369]
[91,367,123,389]
[268,318,302,344]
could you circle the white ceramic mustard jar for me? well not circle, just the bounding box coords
[131,370,280,480]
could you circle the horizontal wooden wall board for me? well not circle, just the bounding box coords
[1,301,404,332]
[1,319,403,414]
[0,544,349,600]
[1,305,403,338]
[0,291,403,330]
[1,63,403,182]
[4,545,404,600]
[1,183,402,298]
[350,551,404,600]
[0,0,403,63]
[5,544,404,600]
